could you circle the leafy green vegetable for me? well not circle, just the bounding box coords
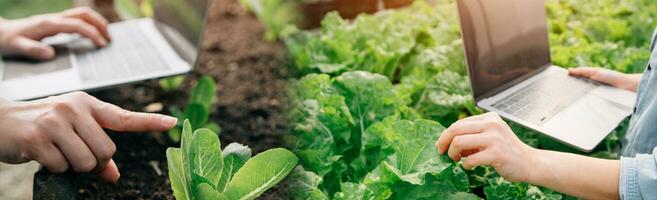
[286,71,477,198]
[546,0,655,73]
[167,120,298,200]
[160,75,186,91]
[190,129,223,188]
[223,148,298,200]
[279,0,652,199]
[168,76,219,142]
[217,143,251,192]
[402,70,477,125]
[280,166,329,200]
[239,0,300,42]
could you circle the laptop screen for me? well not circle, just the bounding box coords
[153,0,212,65]
[457,0,551,100]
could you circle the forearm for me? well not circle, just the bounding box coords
[528,149,620,200]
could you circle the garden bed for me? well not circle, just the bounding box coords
[31,0,657,199]
[33,0,290,199]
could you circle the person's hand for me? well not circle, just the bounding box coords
[435,112,536,182]
[568,67,642,92]
[0,7,111,60]
[0,92,176,183]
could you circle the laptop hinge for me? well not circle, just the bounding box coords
[475,64,552,103]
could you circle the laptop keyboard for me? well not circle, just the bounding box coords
[491,75,598,126]
[74,22,169,83]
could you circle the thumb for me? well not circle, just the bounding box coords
[6,37,55,60]
[568,67,597,78]
[98,159,120,183]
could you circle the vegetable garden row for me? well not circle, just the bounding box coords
[272,0,656,199]
[33,0,657,199]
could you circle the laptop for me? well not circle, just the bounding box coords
[0,0,212,101]
[456,0,637,151]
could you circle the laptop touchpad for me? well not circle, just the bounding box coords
[2,49,72,81]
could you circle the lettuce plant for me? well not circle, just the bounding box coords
[168,76,221,142]
[285,71,480,199]
[167,120,299,200]
[239,0,300,42]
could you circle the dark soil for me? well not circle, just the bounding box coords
[36,0,290,199]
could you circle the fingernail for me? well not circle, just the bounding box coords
[99,39,107,47]
[114,172,120,183]
[40,49,54,60]
[161,116,177,127]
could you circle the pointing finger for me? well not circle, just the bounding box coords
[91,101,177,132]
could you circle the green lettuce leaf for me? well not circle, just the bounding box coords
[197,183,229,200]
[190,129,224,189]
[217,143,252,192]
[333,71,401,140]
[167,148,190,200]
[289,74,354,179]
[281,166,329,200]
[167,120,297,200]
[224,148,299,200]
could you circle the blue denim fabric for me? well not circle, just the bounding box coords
[619,28,657,200]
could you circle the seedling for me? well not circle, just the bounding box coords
[239,0,299,42]
[169,76,220,142]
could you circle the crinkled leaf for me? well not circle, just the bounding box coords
[290,74,354,179]
[365,119,451,185]
[333,182,391,200]
[334,71,401,134]
[411,71,473,125]
[281,166,329,200]
[484,176,563,200]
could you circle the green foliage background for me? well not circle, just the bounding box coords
[0,0,72,19]
[281,0,657,199]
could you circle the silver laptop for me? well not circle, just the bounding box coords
[456,0,637,151]
[0,0,212,101]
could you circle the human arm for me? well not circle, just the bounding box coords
[569,67,642,92]
[435,112,621,200]
[0,92,177,183]
[0,7,111,60]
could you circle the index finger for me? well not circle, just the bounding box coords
[61,7,111,41]
[91,101,177,132]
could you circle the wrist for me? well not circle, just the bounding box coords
[626,74,642,92]
[524,147,548,184]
